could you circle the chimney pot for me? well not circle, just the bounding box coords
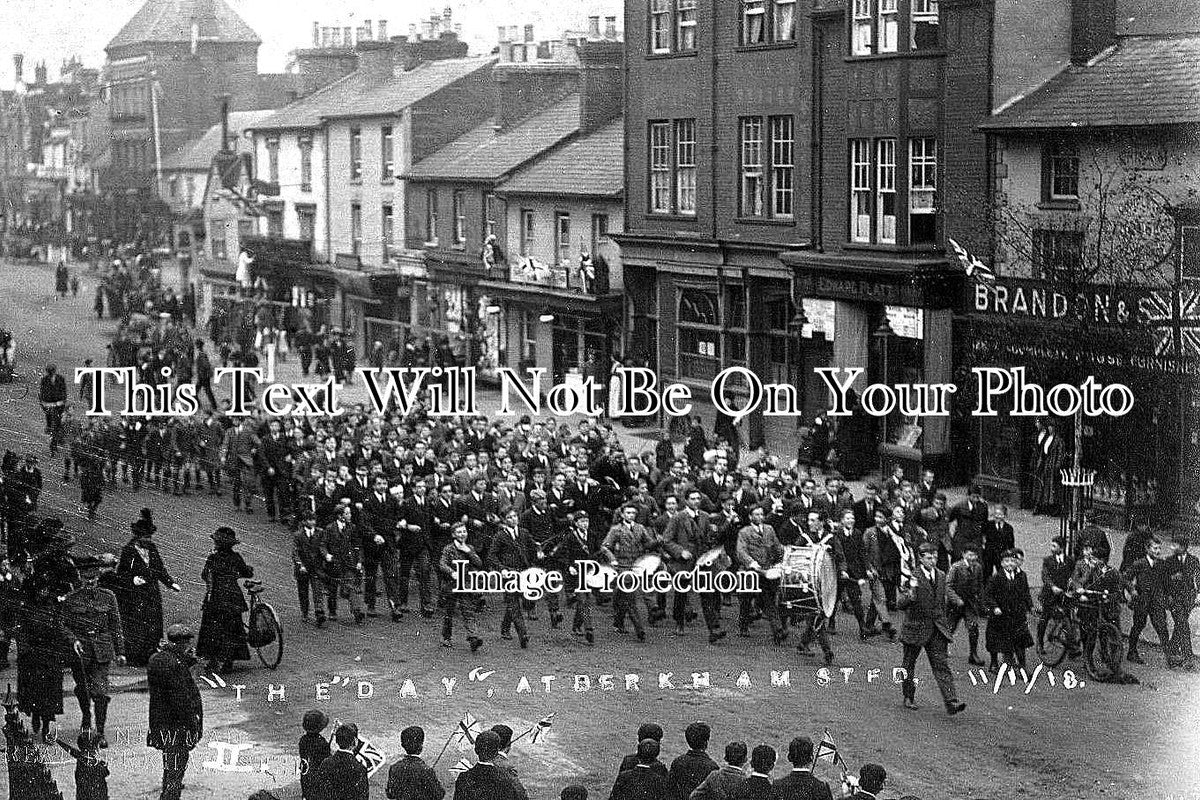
[312,22,320,47]
[344,27,352,46]
[588,16,601,38]
[498,26,508,43]
[443,7,452,23]
[604,17,618,39]
[524,24,535,42]
[378,20,387,40]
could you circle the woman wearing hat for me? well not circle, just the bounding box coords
[196,527,254,672]
[14,583,68,742]
[116,509,182,667]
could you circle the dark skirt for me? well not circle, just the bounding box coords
[120,586,164,667]
[17,662,64,717]
[196,604,250,664]
[986,612,1034,653]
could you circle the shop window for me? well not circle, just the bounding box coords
[1032,229,1083,281]
[679,288,721,379]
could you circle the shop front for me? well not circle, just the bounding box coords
[782,250,963,479]
[957,276,1200,526]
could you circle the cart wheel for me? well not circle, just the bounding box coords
[250,602,284,669]
[1041,617,1070,667]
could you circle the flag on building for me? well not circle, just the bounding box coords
[949,238,996,283]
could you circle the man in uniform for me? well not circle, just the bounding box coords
[62,554,125,747]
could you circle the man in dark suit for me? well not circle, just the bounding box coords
[728,744,779,800]
[851,484,884,533]
[486,508,536,648]
[846,763,887,800]
[1036,536,1075,655]
[896,542,966,715]
[386,726,444,800]
[773,737,832,800]
[1162,533,1200,669]
[616,724,668,779]
[397,481,436,618]
[310,723,369,800]
[664,489,727,643]
[452,730,527,800]
[259,419,294,523]
[1123,538,1169,665]
[610,739,672,800]
[460,477,500,551]
[362,475,402,620]
[981,506,1015,580]
[668,722,719,800]
[949,486,988,560]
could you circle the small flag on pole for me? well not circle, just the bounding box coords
[948,238,996,283]
[449,757,473,775]
[455,713,482,751]
[814,729,845,768]
[353,737,387,777]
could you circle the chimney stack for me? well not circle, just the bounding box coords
[12,54,23,87]
[364,20,373,40]
[588,16,601,39]
[604,16,618,39]
[378,20,387,40]
[312,22,320,47]
[1070,0,1116,64]
[357,39,394,83]
[578,40,623,133]
[344,27,352,47]
[524,24,535,43]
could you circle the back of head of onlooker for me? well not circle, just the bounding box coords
[750,744,776,775]
[684,721,711,751]
[787,736,814,768]
[401,726,424,755]
[637,738,660,765]
[724,741,748,767]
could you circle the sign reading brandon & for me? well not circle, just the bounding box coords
[973,277,1160,327]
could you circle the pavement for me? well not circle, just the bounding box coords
[0,256,1197,800]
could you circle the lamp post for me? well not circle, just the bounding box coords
[787,300,809,421]
[873,317,896,472]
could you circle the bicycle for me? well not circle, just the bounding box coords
[244,579,284,670]
[1041,589,1123,680]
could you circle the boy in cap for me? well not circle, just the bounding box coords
[299,710,331,800]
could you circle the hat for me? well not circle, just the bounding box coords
[74,553,117,573]
[211,527,240,546]
[131,508,156,537]
[302,710,330,733]
[165,623,194,642]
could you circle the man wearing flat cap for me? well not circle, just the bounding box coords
[148,624,203,800]
[61,554,124,747]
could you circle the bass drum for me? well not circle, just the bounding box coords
[777,545,839,618]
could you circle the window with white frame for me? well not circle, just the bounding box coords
[677,0,698,50]
[452,190,466,245]
[266,137,279,184]
[381,125,394,181]
[909,137,936,243]
[675,119,697,215]
[350,202,362,255]
[774,0,797,41]
[649,122,672,213]
[650,0,672,53]
[425,189,438,244]
[879,0,898,52]
[853,0,873,54]
[555,212,571,265]
[850,140,872,241]
[520,209,535,255]
[299,135,313,192]
[740,118,764,217]
[876,138,896,242]
[1047,143,1080,201]
[485,193,499,239]
[771,116,795,218]
[911,0,939,49]
[743,0,767,45]
[349,127,362,180]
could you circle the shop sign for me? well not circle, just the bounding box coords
[802,299,835,339]
[885,305,924,339]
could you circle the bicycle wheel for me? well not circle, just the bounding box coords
[1041,617,1070,667]
[250,602,284,670]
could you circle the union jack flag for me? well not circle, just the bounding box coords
[948,238,996,283]
[1141,286,1200,357]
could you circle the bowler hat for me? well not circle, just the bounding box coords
[131,508,156,537]
[211,527,240,546]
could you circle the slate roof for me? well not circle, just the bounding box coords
[984,34,1200,129]
[162,110,273,171]
[497,118,622,197]
[107,0,260,49]
[404,94,582,182]
[251,57,495,131]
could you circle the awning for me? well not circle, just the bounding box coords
[476,278,622,315]
[780,250,963,309]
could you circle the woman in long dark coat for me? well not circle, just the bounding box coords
[196,527,253,672]
[983,548,1034,672]
[15,585,69,742]
[116,510,181,667]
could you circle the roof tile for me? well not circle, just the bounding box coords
[497,119,623,197]
[107,0,260,50]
